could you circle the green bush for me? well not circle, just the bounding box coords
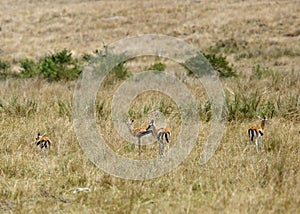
[203,53,237,78]
[148,62,166,72]
[0,60,10,71]
[0,60,11,79]
[113,63,129,80]
[185,52,237,78]
[20,58,39,78]
[38,49,82,81]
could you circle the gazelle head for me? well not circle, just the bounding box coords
[35,132,43,143]
[126,119,134,126]
[257,116,270,128]
[35,132,46,143]
[35,132,41,141]
[146,119,155,131]
[125,119,134,135]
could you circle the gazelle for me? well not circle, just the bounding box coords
[35,132,52,159]
[248,116,269,152]
[125,119,153,156]
[146,119,171,158]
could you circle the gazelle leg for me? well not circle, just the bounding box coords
[249,132,252,146]
[159,140,164,158]
[165,134,170,152]
[138,138,141,156]
[255,138,260,153]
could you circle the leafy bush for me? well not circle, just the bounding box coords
[185,52,237,78]
[38,49,82,81]
[0,60,10,71]
[113,62,129,80]
[203,53,237,78]
[0,60,11,79]
[20,58,39,78]
[148,62,166,72]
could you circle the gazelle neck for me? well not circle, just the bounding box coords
[126,121,136,136]
[149,120,159,137]
[261,119,266,129]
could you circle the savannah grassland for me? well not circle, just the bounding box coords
[1,0,300,213]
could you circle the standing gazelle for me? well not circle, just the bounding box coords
[35,132,52,159]
[146,119,171,158]
[125,119,153,156]
[248,116,269,152]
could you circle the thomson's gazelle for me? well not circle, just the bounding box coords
[146,119,171,158]
[125,119,153,156]
[248,116,269,152]
[35,132,52,159]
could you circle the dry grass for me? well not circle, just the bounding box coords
[1,0,300,213]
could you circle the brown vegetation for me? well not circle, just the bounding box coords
[0,0,299,213]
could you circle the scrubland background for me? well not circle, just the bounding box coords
[0,0,300,213]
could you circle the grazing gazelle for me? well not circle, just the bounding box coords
[125,119,153,156]
[35,132,52,159]
[248,116,269,152]
[146,119,171,158]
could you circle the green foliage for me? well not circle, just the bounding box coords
[0,60,12,79]
[185,52,236,78]
[148,62,166,72]
[226,90,262,121]
[113,62,129,80]
[224,90,278,122]
[184,52,213,77]
[0,60,10,71]
[20,58,39,78]
[203,53,237,78]
[38,49,82,81]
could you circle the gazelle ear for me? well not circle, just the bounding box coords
[257,115,262,120]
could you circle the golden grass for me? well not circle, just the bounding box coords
[1,0,300,213]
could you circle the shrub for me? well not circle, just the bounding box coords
[148,62,166,72]
[203,53,237,78]
[20,58,39,78]
[185,52,237,78]
[0,60,11,79]
[38,49,82,81]
[113,62,129,80]
[0,60,10,71]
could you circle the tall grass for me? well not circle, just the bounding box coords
[0,62,299,213]
[1,0,299,212]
